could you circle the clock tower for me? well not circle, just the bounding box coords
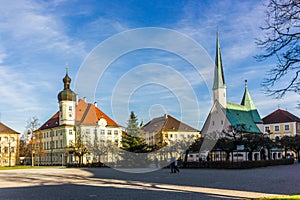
[57,66,76,126]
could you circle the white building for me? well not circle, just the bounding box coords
[36,69,122,165]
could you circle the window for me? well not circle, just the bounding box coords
[4,147,8,154]
[86,129,90,134]
[69,106,72,111]
[10,147,14,153]
[265,126,270,132]
[274,125,279,131]
[101,130,105,135]
[107,130,112,135]
[69,130,73,135]
[221,120,223,125]
[114,130,118,136]
[0,137,1,141]
[284,124,290,131]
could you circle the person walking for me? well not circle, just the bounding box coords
[174,159,180,173]
[170,157,175,173]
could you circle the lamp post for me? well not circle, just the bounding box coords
[27,129,34,167]
[50,129,54,166]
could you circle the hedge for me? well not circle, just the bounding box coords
[181,159,294,169]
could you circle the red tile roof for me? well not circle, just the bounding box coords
[39,99,119,130]
[39,112,59,130]
[142,114,199,133]
[0,122,20,134]
[262,109,300,124]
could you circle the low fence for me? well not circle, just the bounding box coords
[181,159,295,169]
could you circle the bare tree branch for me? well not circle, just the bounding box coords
[256,0,300,99]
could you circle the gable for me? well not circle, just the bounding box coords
[0,122,19,134]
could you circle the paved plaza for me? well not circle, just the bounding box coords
[0,164,299,200]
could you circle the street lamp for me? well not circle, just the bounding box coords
[50,129,54,166]
[27,129,34,166]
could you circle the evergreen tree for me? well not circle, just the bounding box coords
[119,111,149,168]
[121,111,147,153]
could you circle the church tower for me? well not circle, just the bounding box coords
[213,33,227,108]
[57,66,76,126]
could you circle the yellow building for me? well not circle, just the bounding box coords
[0,122,20,166]
[263,109,300,140]
[142,114,200,150]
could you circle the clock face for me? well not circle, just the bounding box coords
[98,118,107,128]
[69,113,73,117]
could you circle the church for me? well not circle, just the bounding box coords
[201,34,264,161]
[35,67,122,165]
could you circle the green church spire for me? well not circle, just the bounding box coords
[213,32,226,90]
[241,80,256,111]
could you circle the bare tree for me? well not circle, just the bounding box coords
[26,117,43,166]
[256,0,300,98]
[69,126,89,166]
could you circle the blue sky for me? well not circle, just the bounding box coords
[0,0,299,133]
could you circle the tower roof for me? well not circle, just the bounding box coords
[57,67,76,101]
[241,80,256,111]
[213,32,226,90]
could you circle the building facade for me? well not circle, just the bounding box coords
[36,70,122,165]
[0,122,20,166]
[263,109,300,140]
[142,114,200,152]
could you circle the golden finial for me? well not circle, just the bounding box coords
[66,62,69,74]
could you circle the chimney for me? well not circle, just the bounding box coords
[94,101,97,107]
[83,97,87,102]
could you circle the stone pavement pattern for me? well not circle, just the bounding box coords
[0,164,299,200]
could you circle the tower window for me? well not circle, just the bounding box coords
[69,130,73,135]
[69,106,72,111]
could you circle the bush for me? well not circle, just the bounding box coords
[182,159,294,169]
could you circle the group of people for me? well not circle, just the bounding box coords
[170,158,180,173]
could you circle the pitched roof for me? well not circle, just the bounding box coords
[225,108,262,133]
[262,109,300,124]
[0,122,20,134]
[39,99,119,130]
[142,114,199,133]
[39,112,59,130]
[76,99,118,126]
[226,102,263,124]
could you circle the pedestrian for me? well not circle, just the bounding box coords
[170,157,175,173]
[174,159,180,173]
[154,157,159,168]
